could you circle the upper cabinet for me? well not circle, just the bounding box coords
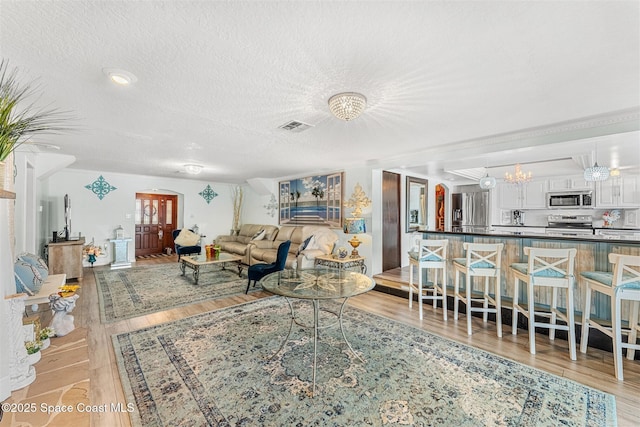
[497,180,547,210]
[596,176,640,208]
[547,176,594,191]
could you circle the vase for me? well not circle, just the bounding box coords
[26,351,41,365]
[0,160,5,190]
[41,337,51,350]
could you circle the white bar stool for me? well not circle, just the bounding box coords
[510,247,577,360]
[580,253,640,380]
[408,238,449,320]
[453,242,504,336]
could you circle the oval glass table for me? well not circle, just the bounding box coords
[260,268,375,396]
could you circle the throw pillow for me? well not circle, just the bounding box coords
[17,252,49,280]
[251,229,266,241]
[14,260,46,296]
[174,229,200,246]
[297,235,314,255]
[305,233,333,254]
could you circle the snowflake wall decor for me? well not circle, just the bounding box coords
[199,184,218,204]
[264,194,278,217]
[84,175,117,200]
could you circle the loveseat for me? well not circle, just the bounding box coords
[249,225,338,269]
[215,224,279,265]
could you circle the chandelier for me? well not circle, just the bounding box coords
[328,92,367,121]
[504,164,532,185]
[583,162,610,182]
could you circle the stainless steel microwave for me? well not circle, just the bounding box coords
[546,191,593,209]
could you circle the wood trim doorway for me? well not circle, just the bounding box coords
[135,193,178,257]
[382,171,401,271]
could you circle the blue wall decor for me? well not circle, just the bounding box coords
[85,175,117,200]
[199,184,218,204]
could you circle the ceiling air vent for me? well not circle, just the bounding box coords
[278,120,314,133]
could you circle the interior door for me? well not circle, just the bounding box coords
[382,171,401,271]
[135,193,177,256]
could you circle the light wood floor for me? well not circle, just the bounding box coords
[4,257,639,426]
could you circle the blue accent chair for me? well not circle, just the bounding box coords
[172,229,202,261]
[246,240,291,294]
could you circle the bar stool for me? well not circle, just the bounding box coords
[453,242,504,336]
[510,247,577,360]
[408,238,449,320]
[580,253,640,380]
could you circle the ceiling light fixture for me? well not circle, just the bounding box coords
[478,174,496,189]
[584,162,610,182]
[102,68,138,86]
[184,164,203,175]
[328,92,367,121]
[504,163,532,185]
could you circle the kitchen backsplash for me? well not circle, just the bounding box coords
[499,208,639,229]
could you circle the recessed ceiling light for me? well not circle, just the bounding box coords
[102,68,137,86]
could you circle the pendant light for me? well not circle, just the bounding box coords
[479,174,496,189]
[584,145,610,182]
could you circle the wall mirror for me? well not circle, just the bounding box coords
[406,176,428,232]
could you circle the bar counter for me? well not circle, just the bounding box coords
[419,228,639,323]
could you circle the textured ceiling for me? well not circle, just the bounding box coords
[1,0,638,183]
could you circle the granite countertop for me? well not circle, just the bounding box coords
[423,228,640,244]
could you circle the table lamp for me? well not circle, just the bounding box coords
[344,217,366,257]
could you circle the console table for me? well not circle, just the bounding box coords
[48,237,85,280]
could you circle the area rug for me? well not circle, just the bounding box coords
[95,264,251,323]
[113,297,617,426]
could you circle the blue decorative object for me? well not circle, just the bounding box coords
[199,185,218,204]
[85,175,117,200]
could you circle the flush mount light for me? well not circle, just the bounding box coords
[102,68,137,86]
[328,92,367,121]
[184,164,203,175]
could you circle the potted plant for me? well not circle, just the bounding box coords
[0,59,71,188]
[24,340,42,365]
[38,327,56,350]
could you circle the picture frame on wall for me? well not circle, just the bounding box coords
[279,172,344,228]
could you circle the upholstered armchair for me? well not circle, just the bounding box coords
[172,229,202,261]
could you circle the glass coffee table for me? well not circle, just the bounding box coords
[261,268,375,396]
[180,252,243,285]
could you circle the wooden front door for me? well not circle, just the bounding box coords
[382,171,401,271]
[135,193,177,256]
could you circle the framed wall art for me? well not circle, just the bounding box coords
[279,172,344,228]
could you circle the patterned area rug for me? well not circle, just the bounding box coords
[113,298,617,426]
[95,263,251,323]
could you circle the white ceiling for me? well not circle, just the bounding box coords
[2,1,639,184]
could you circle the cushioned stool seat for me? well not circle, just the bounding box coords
[580,254,640,380]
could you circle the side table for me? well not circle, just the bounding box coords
[314,254,366,274]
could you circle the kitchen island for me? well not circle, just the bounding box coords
[415,228,639,324]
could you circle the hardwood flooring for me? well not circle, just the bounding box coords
[4,258,639,426]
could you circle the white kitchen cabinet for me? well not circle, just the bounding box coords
[522,180,548,209]
[498,180,547,210]
[498,183,521,209]
[547,176,594,191]
[623,209,640,228]
[596,176,640,208]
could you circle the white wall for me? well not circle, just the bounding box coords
[44,169,243,266]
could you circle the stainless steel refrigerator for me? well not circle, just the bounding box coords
[451,191,490,232]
